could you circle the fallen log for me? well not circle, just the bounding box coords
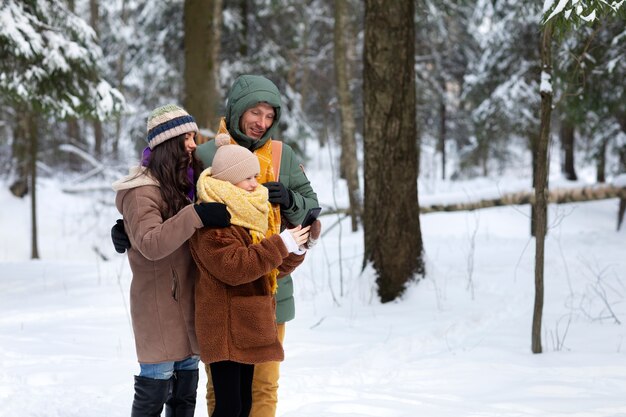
[419,184,626,231]
[419,184,626,214]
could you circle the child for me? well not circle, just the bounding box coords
[112,104,230,417]
[189,143,309,417]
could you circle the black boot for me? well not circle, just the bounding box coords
[165,369,199,417]
[131,375,172,417]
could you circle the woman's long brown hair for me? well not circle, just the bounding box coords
[146,135,202,219]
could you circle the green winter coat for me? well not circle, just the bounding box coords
[196,74,318,323]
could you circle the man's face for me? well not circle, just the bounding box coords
[239,102,275,140]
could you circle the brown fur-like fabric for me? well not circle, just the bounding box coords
[190,225,304,364]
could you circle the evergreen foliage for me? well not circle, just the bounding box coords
[0,0,124,119]
[0,0,624,175]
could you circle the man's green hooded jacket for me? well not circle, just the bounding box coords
[196,75,318,323]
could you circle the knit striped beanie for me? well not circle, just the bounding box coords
[146,104,198,149]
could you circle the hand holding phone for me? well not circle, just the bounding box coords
[301,207,322,227]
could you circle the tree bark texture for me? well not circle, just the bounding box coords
[529,132,546,237]
[10,106,30,198]
[334,0,362,232]
[560,119,577,180]
[596,138,607,183]
[438,76,446,180]
[363,0,425,303]
[532,22,553,354]
[184,0,222,132]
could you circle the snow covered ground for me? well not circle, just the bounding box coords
[1,150,626,416]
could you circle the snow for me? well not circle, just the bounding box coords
[540,71,553,94]
[544,0,570,22]
[614,174,626,187]
[544,0,623,22]
[580,9,597,22]
[1,140,625,417]
[0,0,124,119]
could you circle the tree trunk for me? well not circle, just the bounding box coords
[617,110,626,230]
[334,0,361,232]
[184,0,222,131]
[532,22,553,354]
[10,106,30,198]
[296,23,310,132]
[438,77,446,180]
[560,119,577,180]
[93,119,103,158]
[618,199,626,231]
[24,110,40,259]
[90,0,104,158]
[596,138,607,183]
[363,0,424,303]
[66,118,82,171]
[238,0,248,57]
[529,132,544,236]
[64,0,83,168]
[113,0,128,158]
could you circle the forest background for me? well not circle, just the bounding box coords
[1,0,625,349]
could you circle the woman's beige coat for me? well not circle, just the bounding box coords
[113,166,203,363]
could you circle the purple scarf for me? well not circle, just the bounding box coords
[141,147,195,202]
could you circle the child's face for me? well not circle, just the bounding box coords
[235,175,259,192]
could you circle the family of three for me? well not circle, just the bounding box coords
[111,75,320,417]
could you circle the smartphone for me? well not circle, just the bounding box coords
[301,207,322,228]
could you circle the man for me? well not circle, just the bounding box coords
[195,74,319,417]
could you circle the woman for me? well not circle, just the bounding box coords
[112,104,230,417]
[189,142,309,417]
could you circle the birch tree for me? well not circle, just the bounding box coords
[533,0,624,354]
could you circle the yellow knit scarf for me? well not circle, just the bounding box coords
[217,118,282,230]
[196,167,280,294]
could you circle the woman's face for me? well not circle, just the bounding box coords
[234,175,259,192]
[184,132,197,160]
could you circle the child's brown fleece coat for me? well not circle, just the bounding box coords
[190,225,304,365]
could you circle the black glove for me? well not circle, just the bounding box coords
[194,202,231,228]
[111,219,131,253]
[263,181,293,208]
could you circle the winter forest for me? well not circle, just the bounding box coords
[1,0,626,416]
